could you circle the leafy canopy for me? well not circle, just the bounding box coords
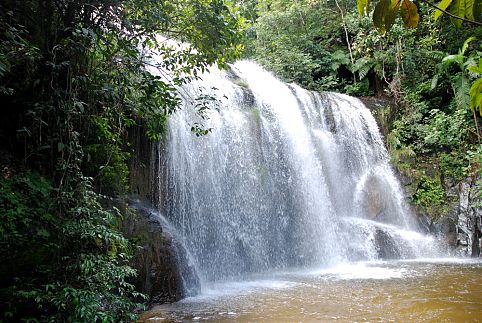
[357,0,482,32]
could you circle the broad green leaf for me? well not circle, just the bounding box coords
[373,0,391,31]
[401,0,420,28]
[373,0,402,32]
[474,93,482,113]
[464,0,475,20]
[461,36,476,55]
[467,65,482,74]
[434,0,453,21]
[450,0,465,28]
[469,78,482,113]
[357,0,369,15]
[442,54,464,66]
[386,0,402,31]
[454,75,471,111]
[431,75,439,90]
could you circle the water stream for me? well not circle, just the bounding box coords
[137,61,481,321]
[140,259,482,322]
[157,61,443,287]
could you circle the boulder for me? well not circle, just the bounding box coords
[120,200,200,303]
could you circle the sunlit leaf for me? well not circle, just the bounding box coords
[386,0,402,31]
[442,54,464,65]
[469,78,482,113]
[474,93,482,113]
[464,0,475,20]
[433,0,453,21]
[450,0,465,27]
[454,75,471,111]
[467,65,482,74]
[401,0,419,28]
[357,0,369,15]
[431,75,439,90]
[461,36,476,55]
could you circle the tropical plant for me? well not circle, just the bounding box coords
[432,37,481,141]
[357,0,482,32]
[0,0,245,321]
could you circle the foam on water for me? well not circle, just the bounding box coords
[141,260,482,323]
[307,262,408,280]
[183,279,299,302]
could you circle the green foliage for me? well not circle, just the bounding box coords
[84,143,130,196]
[358,0,481,32]
[247,0,359,92]
[0,172,56,278]
[383,26,480,219]
[419,107,470,149]
[388,69,480,219]
[413,174,448,219]
[439,152,467,180]
[344,78,372,96]
[1,173,145,322]
[0,0,245,321]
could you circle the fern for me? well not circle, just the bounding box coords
[453,75,471,111]
[352,57,374,80]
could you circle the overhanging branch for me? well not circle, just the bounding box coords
[419,0,482,27]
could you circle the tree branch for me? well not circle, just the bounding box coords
[418,0,482,27]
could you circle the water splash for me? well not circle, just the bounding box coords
[156,60,443,290]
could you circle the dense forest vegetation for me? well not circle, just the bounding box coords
[0,0,480,321]
[0,0,244,321]
[237,0,481,220]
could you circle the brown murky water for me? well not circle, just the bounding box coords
[140,259,482,322]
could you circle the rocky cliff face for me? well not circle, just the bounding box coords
[120,201,200,303]
[123,125,193,304]
[128,124,159,202]
[120,202,184,303]
[397,172,481,256]
[437,177,481,256]
[361,97,481,257]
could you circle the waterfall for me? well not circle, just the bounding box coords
[155,61,441,290]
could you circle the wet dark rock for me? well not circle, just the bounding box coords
[358,96,397,138]
[365,98,480,256]
[128,123,158,203]
[401,175,481,257]
[361,176,385,220]
[119,200,200,304]
[125,124,198,304]
[374,229,402,259]
[320,100,337,133]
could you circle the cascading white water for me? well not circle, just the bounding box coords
[157,61,442,290]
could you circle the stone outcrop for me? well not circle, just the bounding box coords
[120,202,184,303]
[359,96,397,138]
[122,124,194,304]
[120,201,200,303]
[360,97,481,257]
[128,124,159,202]
[374,229,402,259]
[397,170,481,256]
[438,177,481,256]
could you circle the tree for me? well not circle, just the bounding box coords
[357,0,482,32]
[356,0,481,123]
[0,0,245,321]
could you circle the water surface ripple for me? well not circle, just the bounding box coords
[140,259,482,322]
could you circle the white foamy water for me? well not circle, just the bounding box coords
[156,60,445,294]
